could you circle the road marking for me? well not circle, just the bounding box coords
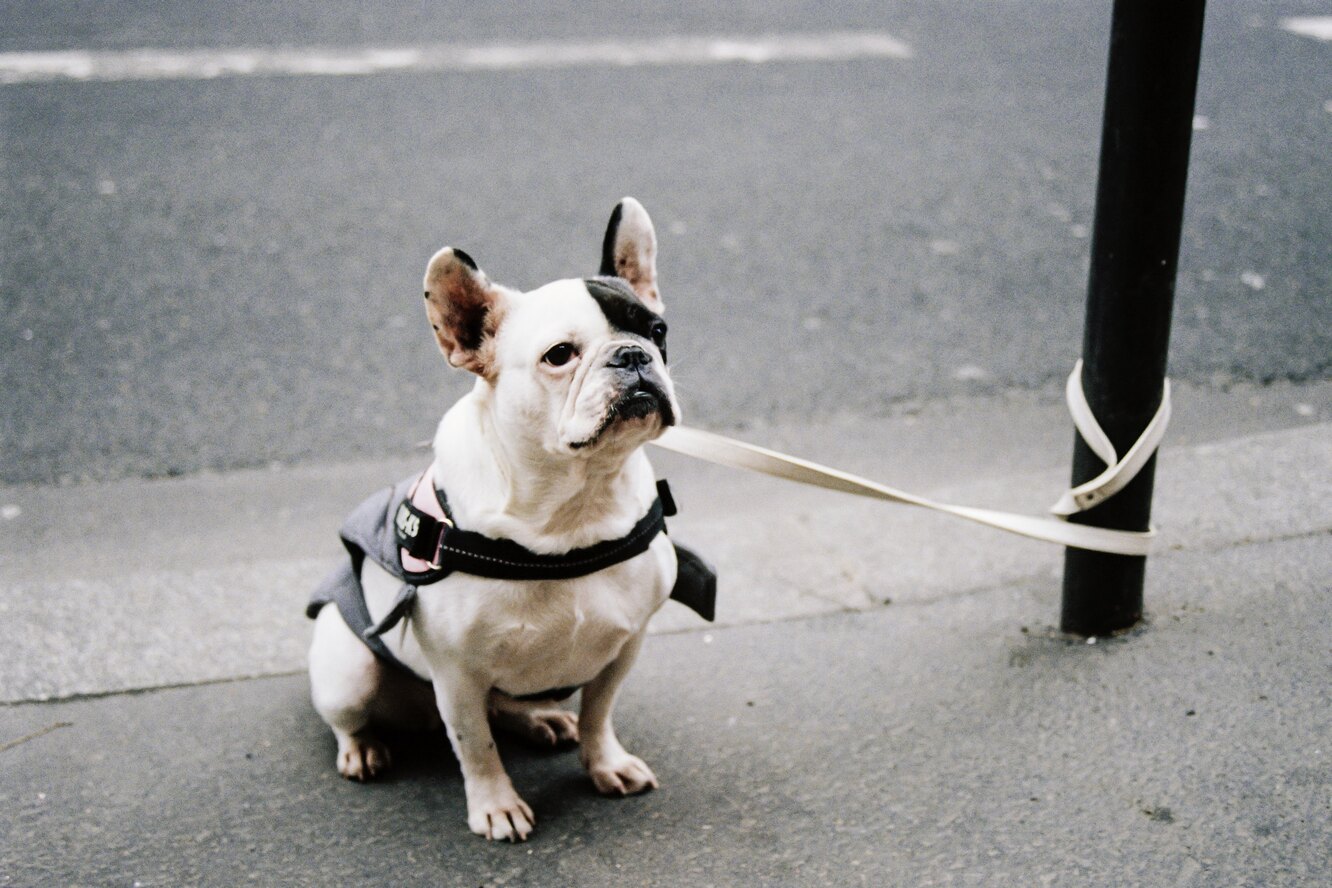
[1281,16,1332,41]
[0,32,912,85]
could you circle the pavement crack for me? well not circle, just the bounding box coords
[1,669,306,708]
[0,720,72,753]
[1164,526,1332,555]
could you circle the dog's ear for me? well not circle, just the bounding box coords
[599,197,663,314]
[422,247,504,377]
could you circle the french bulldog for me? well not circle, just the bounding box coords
[307,197,684,842]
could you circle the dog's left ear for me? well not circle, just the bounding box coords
[423,247,504,378]
[600,197,663,314]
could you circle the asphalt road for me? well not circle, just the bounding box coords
[2,1,1329,485]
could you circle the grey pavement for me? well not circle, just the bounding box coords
[2,381,1329,886]
[3,1,1331,486]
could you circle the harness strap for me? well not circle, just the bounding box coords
[309,557,422,680]
[394,483,671,583]
[424,498,667,580]
[365,482,676,640]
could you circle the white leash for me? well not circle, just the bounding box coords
[1050,360,1171,517]
[652,361,1169,557]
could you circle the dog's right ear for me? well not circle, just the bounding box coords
[422,247,504,377]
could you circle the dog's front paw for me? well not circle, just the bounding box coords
[582,748,659,797]
[336,733,391,781]
[467,784,536,842]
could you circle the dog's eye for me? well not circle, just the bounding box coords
[542,343,578,367]
[649,320,667,347]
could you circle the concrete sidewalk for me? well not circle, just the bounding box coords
[3,535,1327,886]
[1,381,1329,885]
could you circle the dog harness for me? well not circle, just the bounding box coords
[307,466,716,685]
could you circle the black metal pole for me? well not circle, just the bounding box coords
[1060,0,1207,637]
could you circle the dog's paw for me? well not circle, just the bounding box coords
[489,695,581,748]
[336,734,391,781]
[583,751,659,797]
[504,707,580,748]
[467,787,536,842]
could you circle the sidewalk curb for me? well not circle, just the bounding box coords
[2,383,1328,703]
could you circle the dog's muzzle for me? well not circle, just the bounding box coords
[606,344,675,427]
[569,346,675,451]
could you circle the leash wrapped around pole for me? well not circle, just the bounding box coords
[1050,359,1171,518]
[651,362,1170,558]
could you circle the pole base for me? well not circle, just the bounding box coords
[1060,548,1144,637]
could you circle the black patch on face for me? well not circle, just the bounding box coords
[599,202,623,277]
[583,277,667,361]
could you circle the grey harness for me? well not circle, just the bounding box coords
[307,471,716,682]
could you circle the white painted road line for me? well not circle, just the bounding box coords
[1281,16,1332,41]
[0,32,912,85]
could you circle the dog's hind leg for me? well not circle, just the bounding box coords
[309,605,434,780]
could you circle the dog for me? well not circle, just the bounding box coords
[307,197,708,842]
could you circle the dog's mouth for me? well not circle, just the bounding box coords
[569,385,675,451]
[616,390,664,421]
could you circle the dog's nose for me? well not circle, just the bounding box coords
[606,345,651,370]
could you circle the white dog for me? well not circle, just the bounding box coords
[307,198,712,842]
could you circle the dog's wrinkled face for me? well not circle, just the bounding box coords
[422,198,679,457]
[488,275,677,454]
